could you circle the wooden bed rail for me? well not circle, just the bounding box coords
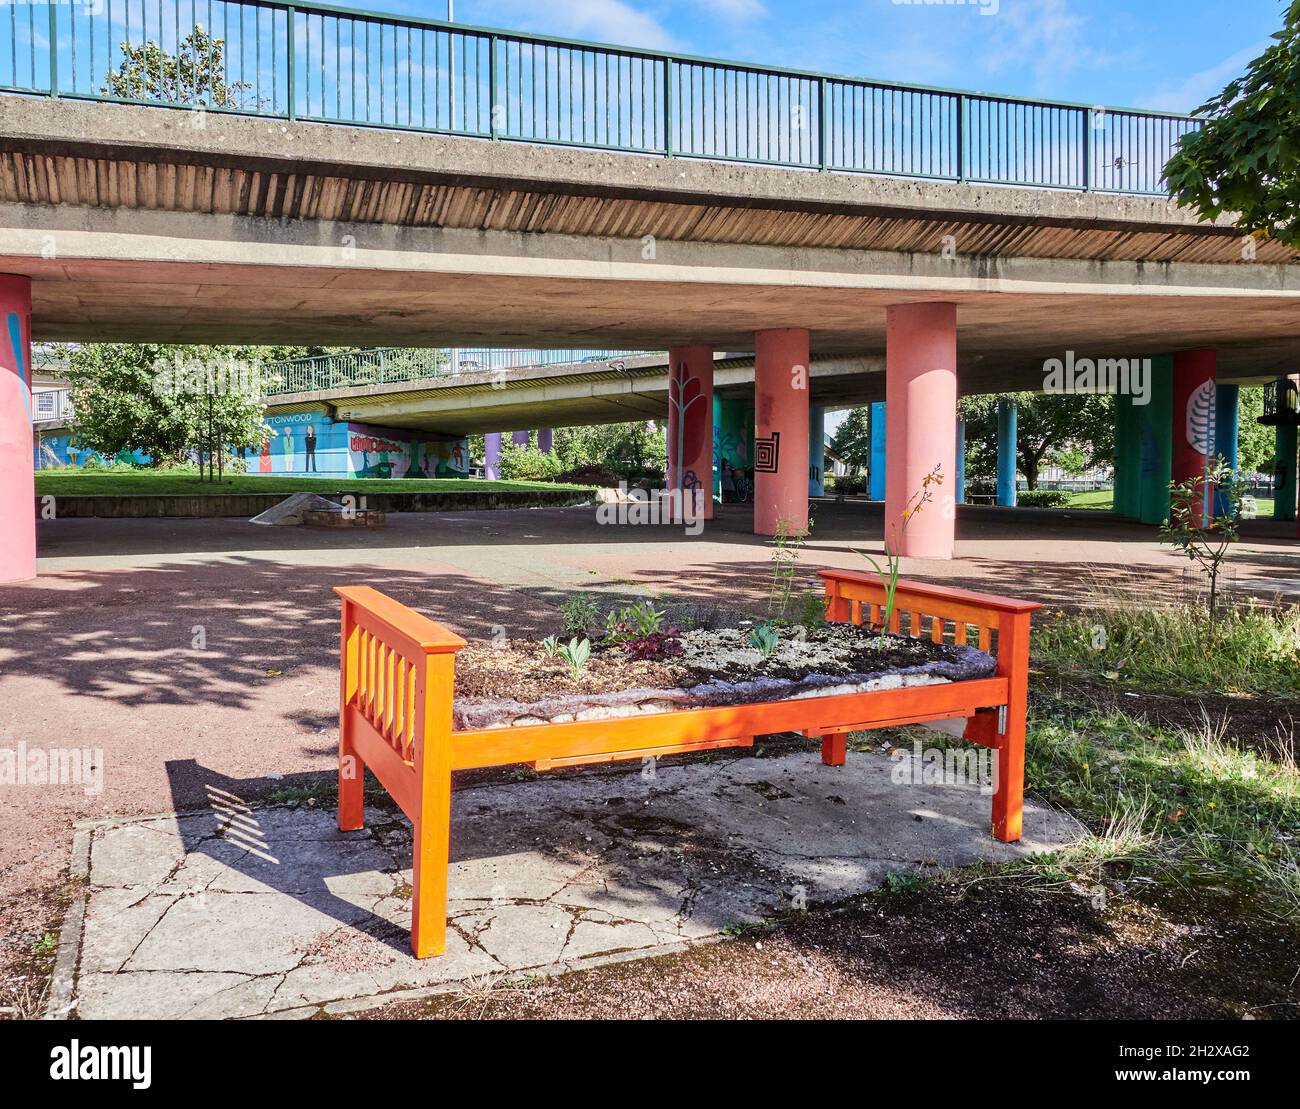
[334,577,1041,958]
[818,570,1040,842]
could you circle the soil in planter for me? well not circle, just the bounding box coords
[455,622,980,704]
[672,623,966,685]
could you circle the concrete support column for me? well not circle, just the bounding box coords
[0,274,34,583]
[1213,384,1239,517]
[1137,356,1174,525]
[666,345,715,521]
[511,430,530,448]
[996,399,1018,507]
[884,302,957,559]
[808,406,825,497]
[1277,422,1298,523]
[537,427,554,455]
[1113,391,1141,519]
[1172,349,1217,526]
[955,417,966,504]
[753,329,810,535]
[483,432,502,480]
[868,402,886,500]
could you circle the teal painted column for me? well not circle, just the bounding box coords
[1113,392,1140,518]
[1213,384,1239,516]
[955,417,966,503]
[1277,423,1299,522]
[996,399,1017,507]
[868,402,886,500]
[808,406,825,496]
[1138,355,1174,525]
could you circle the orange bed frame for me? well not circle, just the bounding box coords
[335,570,1040,958]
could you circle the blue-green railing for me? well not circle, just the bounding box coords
[1,0,1200,194]
[261,346,653,395]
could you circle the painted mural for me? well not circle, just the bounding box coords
[254,411,470,479]
[35,408,470,479]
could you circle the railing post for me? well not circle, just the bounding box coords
[286,6,297,121]
[818,77,828,172]
[1082,108,1092,191]
[48,2,58,97]
[489,35,499,139]
[663,57,673,157]
[955,92,966,183]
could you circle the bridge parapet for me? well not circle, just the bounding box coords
[2,0,1197,196]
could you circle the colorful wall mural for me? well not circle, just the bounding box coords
[248,411,471,479]
[713,395,755,500]
[35,407,471,479]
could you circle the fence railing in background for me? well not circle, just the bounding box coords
[260,346,654,395]
[0,0,1201,195]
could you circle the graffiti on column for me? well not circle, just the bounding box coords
[754,431,781,473]
[5,312,29,419]
[1186,379,1216,458]
[668,359,706,492]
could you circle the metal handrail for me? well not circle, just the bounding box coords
[0,1,1200,194]
[260,346,654,395]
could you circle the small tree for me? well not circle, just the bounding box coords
[1159,460,1247,629]
[830,406,872,473]
[103,25,251,108]
[857,465,942,636]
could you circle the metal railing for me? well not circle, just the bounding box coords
[261,346,654,395]
[0,1,1200,195]
[31,385,72,422]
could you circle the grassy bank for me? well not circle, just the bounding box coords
[1063,489,1277,516]
[34,468,593,497]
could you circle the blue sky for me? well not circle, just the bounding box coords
[376,0,1283,113]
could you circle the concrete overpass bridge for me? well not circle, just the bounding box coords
[2,1,1299,581]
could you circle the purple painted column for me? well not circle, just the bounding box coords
[537,428,554,454]
[484,432,502,479]
[512,430,530,447]
[1,274,35,582]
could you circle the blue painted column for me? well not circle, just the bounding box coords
[484,432,502,479]
[537,428,554,454]
[955,417,966,504]
[1278,423,1299,522]
[1213,384,1239,517]
[808,406,825,496]
[511,430,530,447]
[868,402,886,501]
[996,399,1018,507]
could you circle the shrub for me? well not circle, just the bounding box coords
[498,443,566,482]
[561,593,600,639]
[1018,489,1070,508]
[829,474,866,496]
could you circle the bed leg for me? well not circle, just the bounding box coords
[411,653,455,959]
[820,733,847,767]
[992,611,1030,843]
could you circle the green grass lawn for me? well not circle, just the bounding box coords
[34,468,592,497]
[1064,489,1276,516]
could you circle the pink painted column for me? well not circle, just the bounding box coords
[753,329,810,536]
[1172,348,1217,526]
[0,274,34,583]
[666,345,715,521]
[884,302,957,559]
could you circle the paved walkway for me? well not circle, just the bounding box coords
[71,749,1080,1019]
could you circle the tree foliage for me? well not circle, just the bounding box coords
[830,406,872,471]
[960,392,1114,490]
[66,344,317,473]
[103,25,251,108]
[1164,1,1300,246]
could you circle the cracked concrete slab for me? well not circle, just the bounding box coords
[70,748,1083,1019]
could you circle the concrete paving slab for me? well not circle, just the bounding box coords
[70,748,1083,1019]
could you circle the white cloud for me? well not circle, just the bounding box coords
[981,0,1105,89]
[1139,41,1268,113]
[695,0,767,19]
[480,0,677,50]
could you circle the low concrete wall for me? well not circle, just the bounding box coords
[37,487,595,519]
